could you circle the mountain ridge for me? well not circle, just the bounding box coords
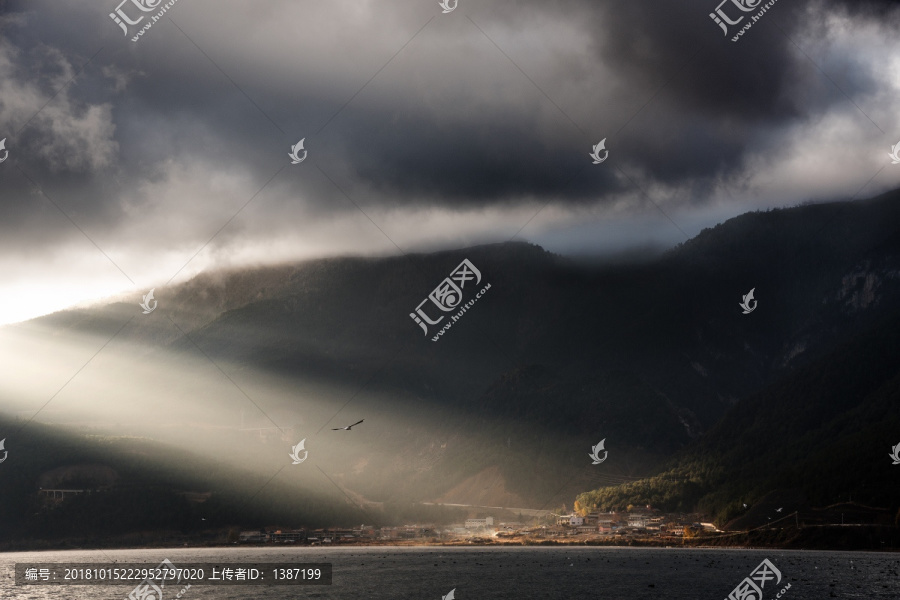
[3,189,900,530]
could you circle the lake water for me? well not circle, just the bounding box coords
[1,546,898,599]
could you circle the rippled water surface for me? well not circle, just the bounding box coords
[1,546,898,599]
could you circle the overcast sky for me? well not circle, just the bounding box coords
[1,0,899,324]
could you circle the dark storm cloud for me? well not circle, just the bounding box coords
[326,103,622,207]
[286,0,900,208]
[3,0,898,220]
[0,0,897,297]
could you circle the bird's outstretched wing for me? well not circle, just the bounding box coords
[351,419,364,428]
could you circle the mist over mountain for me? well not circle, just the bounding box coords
[3,189,900,542]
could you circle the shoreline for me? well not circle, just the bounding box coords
[2,534,897,554]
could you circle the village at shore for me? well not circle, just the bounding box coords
[237,507,722,546]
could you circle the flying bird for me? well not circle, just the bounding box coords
[776,507,783,512]
[332,419,364,431]
[743,503,747,508]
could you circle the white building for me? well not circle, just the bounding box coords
[238,531,266,542]
[556,514,585,526]
[465,517,494,528]
[628,515,649,528]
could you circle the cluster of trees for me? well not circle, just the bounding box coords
[574,467,709,515]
